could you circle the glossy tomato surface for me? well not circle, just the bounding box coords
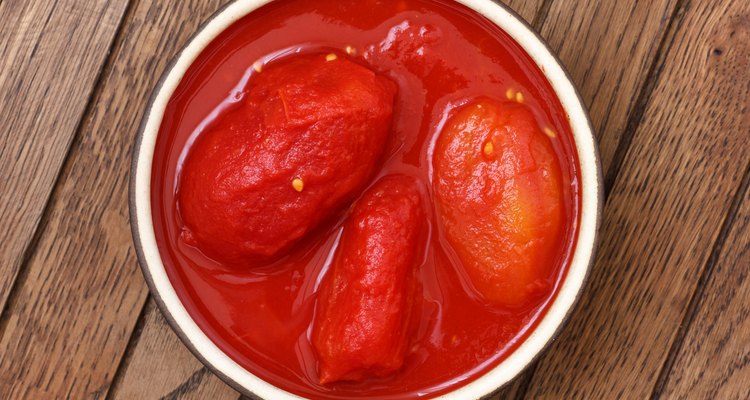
[433,99,565,307]
[313,175,426,384]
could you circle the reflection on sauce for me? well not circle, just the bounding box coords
[151,0,581,398]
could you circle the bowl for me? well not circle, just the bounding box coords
[129,0,602,398]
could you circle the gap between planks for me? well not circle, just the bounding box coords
[603,0,686,196]
[77,2,151,399]
[650,159,750,399]
[105,291,151,400]
[0,0,135,344]
[529,0,554,32]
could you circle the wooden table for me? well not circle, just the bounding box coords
[1,0,748,398]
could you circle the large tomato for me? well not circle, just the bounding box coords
[433,98,565,307]
[179,53,397,264]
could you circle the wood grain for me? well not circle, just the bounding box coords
[0,0,129,319]
[659,172,750,399]
[525,0,750,398]
[538,0,678,174]
[0,0,228,398]
[109,300,239,400]
[499,0,545,25]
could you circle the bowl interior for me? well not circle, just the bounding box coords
[129,0,601,398]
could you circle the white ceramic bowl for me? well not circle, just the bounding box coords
[130,0,602,398]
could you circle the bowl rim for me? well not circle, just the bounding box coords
[129,0,603,398]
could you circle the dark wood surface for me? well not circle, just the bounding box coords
[1,0,748,398]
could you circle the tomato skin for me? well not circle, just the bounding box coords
[178,53,397,265]
[312,175,426,384]
[433,99,564,307]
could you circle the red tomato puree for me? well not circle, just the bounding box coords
[151,0,581,398]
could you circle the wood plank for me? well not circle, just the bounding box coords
[525,0,750,397]
[109,300,239,400]
[538,0,678,174]
[0,0,129,318]
[0,0,228,398]
[659,172,750,399]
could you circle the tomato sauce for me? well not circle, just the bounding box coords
[150,0,581,398]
